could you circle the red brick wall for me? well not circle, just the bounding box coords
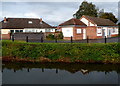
[2,33,11,39]
[73,27,84,40]
[63,37,71,40]
[111,34,118,37]
[86,26,98,39]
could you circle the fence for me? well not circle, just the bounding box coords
[11,32,44,42]
[11,34,113,43]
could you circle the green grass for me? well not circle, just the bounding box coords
[2,40,120,63]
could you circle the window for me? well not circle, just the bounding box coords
[112,28,115,33]
[15,30,20,33]
[67,29,70,32]
[97,29,102,34]
[77,29,81,34]
[32,29,35,32]
[28,21,32,24]
[25,29,28,32]
[20,30,23,32]
[56,29,60,32]
[46,29,50,32]
[10,30,14,33]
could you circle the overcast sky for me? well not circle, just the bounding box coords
[0,0,120,26]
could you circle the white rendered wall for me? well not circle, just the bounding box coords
[23,28,55,33]
[90,22,95,26]
[23,28,45,32]
[1,29,10,34]
[1,29,23,34]
[80,18,89,26]
[62,27,73,37]
[80,17,96,26]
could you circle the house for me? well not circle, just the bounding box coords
[57,18,87,40]
[80,15,119,39]
[0,17,56,39]
[58,15,119,40]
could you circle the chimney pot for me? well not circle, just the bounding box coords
[4,17,7,21]
[40,18,42,24]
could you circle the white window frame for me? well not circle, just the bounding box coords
[76,29,81,34]
[97,28,102,36]
[97,28,102,34]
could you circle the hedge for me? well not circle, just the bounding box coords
[2,40,120,63]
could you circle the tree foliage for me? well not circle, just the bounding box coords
[73,1,118,24]
[99,12,118,23]
[73,1,98,19]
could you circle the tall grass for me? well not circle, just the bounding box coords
[2,40,120,63]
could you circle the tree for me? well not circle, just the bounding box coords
[73,1,98,19]
[99,12,118,23]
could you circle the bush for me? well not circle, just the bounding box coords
[2,40,120,63]
[46,34,55,39]
[57,32,63,39]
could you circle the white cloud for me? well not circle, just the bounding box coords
[1,0,120,2]
[1,2,119,25]
[24,13,39,18]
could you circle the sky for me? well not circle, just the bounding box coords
[0,0,120,26]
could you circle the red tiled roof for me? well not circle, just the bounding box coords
[59,18,87,26]
[82,15,117,26]
[1,18,53,29]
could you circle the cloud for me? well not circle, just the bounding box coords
[94,2,118,18]
[1,2,119,25]
[24,13,39,18]
[1,0,120,2]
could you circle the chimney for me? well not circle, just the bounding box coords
[4,17,7,23]
[4,17,7,21]
[40,18,42,24]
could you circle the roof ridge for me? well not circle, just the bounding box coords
[84,15,112,21]
[7,17,40,19]
[82,15,116,26]
[73,18,76,25]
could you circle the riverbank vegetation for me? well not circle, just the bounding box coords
[2,40,120,63]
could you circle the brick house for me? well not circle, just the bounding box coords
[58,15,119,40]
[57,18,87,40]
[0,17,55,39]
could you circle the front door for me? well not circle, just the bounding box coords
[102,29,105,38]
[108,29,111,37]
[83,29,86,39]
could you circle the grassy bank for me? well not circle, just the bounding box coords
[2,40,120,63]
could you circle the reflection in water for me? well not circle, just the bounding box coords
[2,62,120,84]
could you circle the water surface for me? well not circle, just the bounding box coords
[2,62,120,84]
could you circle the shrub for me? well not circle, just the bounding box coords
[57,32,63,39]
[46,34,55,39]
[2,40,120,63]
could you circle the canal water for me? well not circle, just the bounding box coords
[2,62,120,84]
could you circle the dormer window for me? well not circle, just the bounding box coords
[28,21,32,24]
